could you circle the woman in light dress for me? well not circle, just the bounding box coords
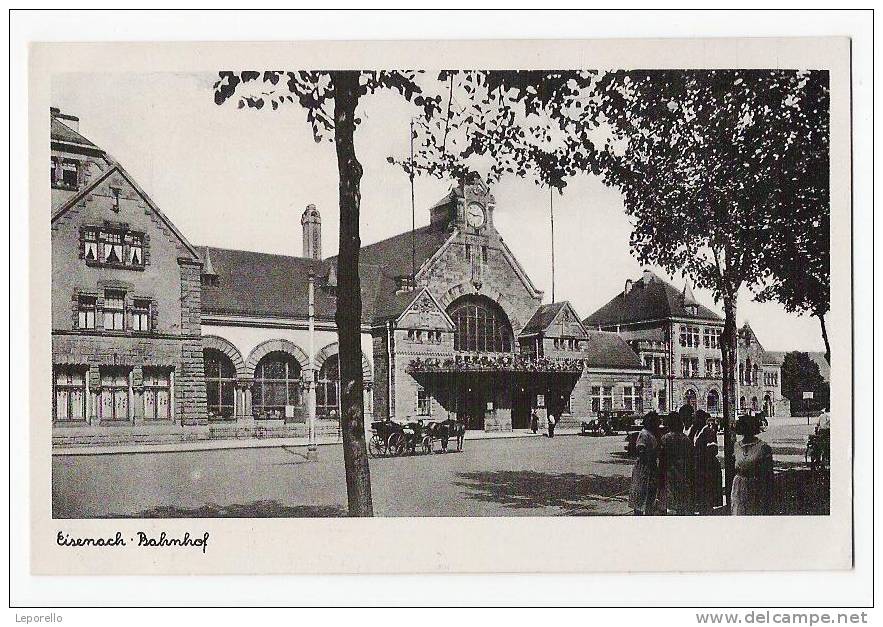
[731,414,774,516]
[628,412,661,515]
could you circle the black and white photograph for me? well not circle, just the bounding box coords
[12,12,870,606]
[48,66,832,521]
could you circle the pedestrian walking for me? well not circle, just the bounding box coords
[731,414,774,516]
[546,412,557,438]
[530,410,539,434]
[660,412,695,515]
[628,412,661,515]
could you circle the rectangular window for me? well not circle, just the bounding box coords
[131,299,150,332]
[62,160,78,188]
[101,231,124,264]
[644,355,653,370]
[680,325,701,348]
[103,290,125,330]
[622,385,642,412]
[125,232,144,266]
[77,295,97,329]
[481,245,488,264]
[590,386,614,413]
[416,385,431,416]
[143,368,172,421]
[83,229,98,261]
[703,328,722,349]
[54,367,87,422]
[99,367,130,422]
[681,357,699,378]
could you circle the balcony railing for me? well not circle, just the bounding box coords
[407,353,586,374]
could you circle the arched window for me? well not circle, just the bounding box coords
[252,351,302,418]
[763,393,774,416]
[685,389,697,409]
[447,295,513,353]
[317,355,340,420]
[751,396,759,412]
[707,389,719,414]
[204,348,236,420]
[739,396,746,411]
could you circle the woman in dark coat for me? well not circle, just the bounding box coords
[692,409,723,514]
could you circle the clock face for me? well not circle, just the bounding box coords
[466,202,485,228]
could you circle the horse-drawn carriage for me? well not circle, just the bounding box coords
[368,418,465,458]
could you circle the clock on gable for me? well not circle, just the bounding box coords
[466,201,485,229]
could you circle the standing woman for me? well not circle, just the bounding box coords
[660,412,695,515]
[731,414,775,515]
[691,410,723,514]
[628,412,661,515]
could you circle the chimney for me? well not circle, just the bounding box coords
[642,268,654,284]
[624,279,633,295]
[301,204,321,260]
[51,107,80,132]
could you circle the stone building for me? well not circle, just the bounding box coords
[583,271,787,417]
[51,108,207,446]
[47,108,681,446]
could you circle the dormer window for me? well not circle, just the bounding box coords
[394,275,416,293]
[51,157,79,190]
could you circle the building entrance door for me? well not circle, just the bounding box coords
[457,383,486,430]
[512,381,532,429]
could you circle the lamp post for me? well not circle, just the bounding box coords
[307,271,317,459]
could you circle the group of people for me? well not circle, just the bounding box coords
[628,405,774,516]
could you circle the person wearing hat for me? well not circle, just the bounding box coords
[628,412,661,515]
[731,414,774,515]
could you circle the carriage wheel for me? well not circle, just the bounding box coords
[421,435,432,455]
[368,435,386,458]
[387,433,405,457]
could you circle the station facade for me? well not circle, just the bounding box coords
[49,109,783,447]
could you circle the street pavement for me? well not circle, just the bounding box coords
[52,423,817,518]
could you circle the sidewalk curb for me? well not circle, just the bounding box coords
[52,429,584,456]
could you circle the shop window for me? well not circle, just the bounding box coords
[143,368,172,421]
[99,367,130,422]
[77,295,97,329]
[204,349,236,420]
[103,290,125,331]
[54,367,86,422]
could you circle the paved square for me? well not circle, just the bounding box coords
[53,423,818,518]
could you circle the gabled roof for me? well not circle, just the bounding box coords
[583,270,721,327]
[520,301,587,337]
[521,302,567,336]
[51,164,201,261]
[51,116,101,151]
[583,331,646,370]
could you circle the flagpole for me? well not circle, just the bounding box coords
[410,118,417,285]
[550,184,556,303]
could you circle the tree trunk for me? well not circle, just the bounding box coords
[720,293,738,508]
[816,312,831,365]
[331,71,373,517]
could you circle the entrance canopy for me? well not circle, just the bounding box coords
[407,354,585,374]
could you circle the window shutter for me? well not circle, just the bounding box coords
[71,291,79,327]
[143,233,150,266]
[150,300,158,332]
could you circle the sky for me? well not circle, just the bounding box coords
[52,71,825,352]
